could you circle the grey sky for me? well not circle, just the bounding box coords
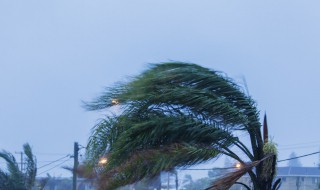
[1,1,320,177]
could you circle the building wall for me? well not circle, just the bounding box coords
[280,176,320,190]
[231,176,320,190]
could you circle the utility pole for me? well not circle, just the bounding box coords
[15,151,24,172]
[73,142,79,190]
[175,171,178,190]
[167,172,170,190]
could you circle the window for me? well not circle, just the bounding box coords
[312,178,318,184]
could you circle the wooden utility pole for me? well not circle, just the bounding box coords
[73,142,79,190]
[167,172,170,190]
[175,171,178,190]
[15,151,24,172]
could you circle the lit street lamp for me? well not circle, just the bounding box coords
[98,157,108,165]
[235,163,242,169]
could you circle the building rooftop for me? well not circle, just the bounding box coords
[277,167,320,177]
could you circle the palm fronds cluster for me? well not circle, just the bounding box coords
[84,62,279,190]
[206,160,262,190]
[0,143,37,190]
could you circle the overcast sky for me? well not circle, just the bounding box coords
[1,1,320,177]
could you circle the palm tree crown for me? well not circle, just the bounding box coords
[0,143,37,190]
[84,62,278,190]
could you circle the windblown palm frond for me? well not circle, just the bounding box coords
[207,154,279,190]
[84,62,276,190]
[86,116,127,165]
[23,143,37,190]
[206,161,261,190]
[0,168,15,189]
[98,143,222,190]
[0,151,25,189]
[0,143,37,190]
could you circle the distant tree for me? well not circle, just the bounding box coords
[192,177,211,190]
[42,176,72,190]
[133,175,161,190]
[182,175,211,190]
[287,152,302,167]
[115,174,161,190]
[208,169,224,182]
[0,143,37,190]
[182,174,195,190]
[182,174,193,184]
[36,177,49,190]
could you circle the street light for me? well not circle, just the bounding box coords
[98,157,108,165]
[111,99,119,105]
[235,163,242,169]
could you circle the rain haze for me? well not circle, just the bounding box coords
[1,0,320,178]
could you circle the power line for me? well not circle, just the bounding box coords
[179,151,320,171]
[278,145,319,151]
[37,160,72,163]
[179,167,235,171]
[34,152,71,156]
[37,154,71,170]
[278,140,320,147]
[278,151,320,162]
[37,158,72,176]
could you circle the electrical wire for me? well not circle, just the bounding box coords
[278,145,320,151]
[179,167,236,171]
[34,152,71,156]
[179,151,320,171]
[277,151,320,163]
[37,154,71,170]
[37,158,72,176]
[278,140,320,147]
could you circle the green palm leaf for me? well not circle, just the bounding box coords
[99,143,222,190]
[84,62,272,190]
[0,151,25,189]
[23,143,37,190]
[0,143,37,190]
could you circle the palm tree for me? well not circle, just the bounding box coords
[0,143,37,190]
[84,62,279,190]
